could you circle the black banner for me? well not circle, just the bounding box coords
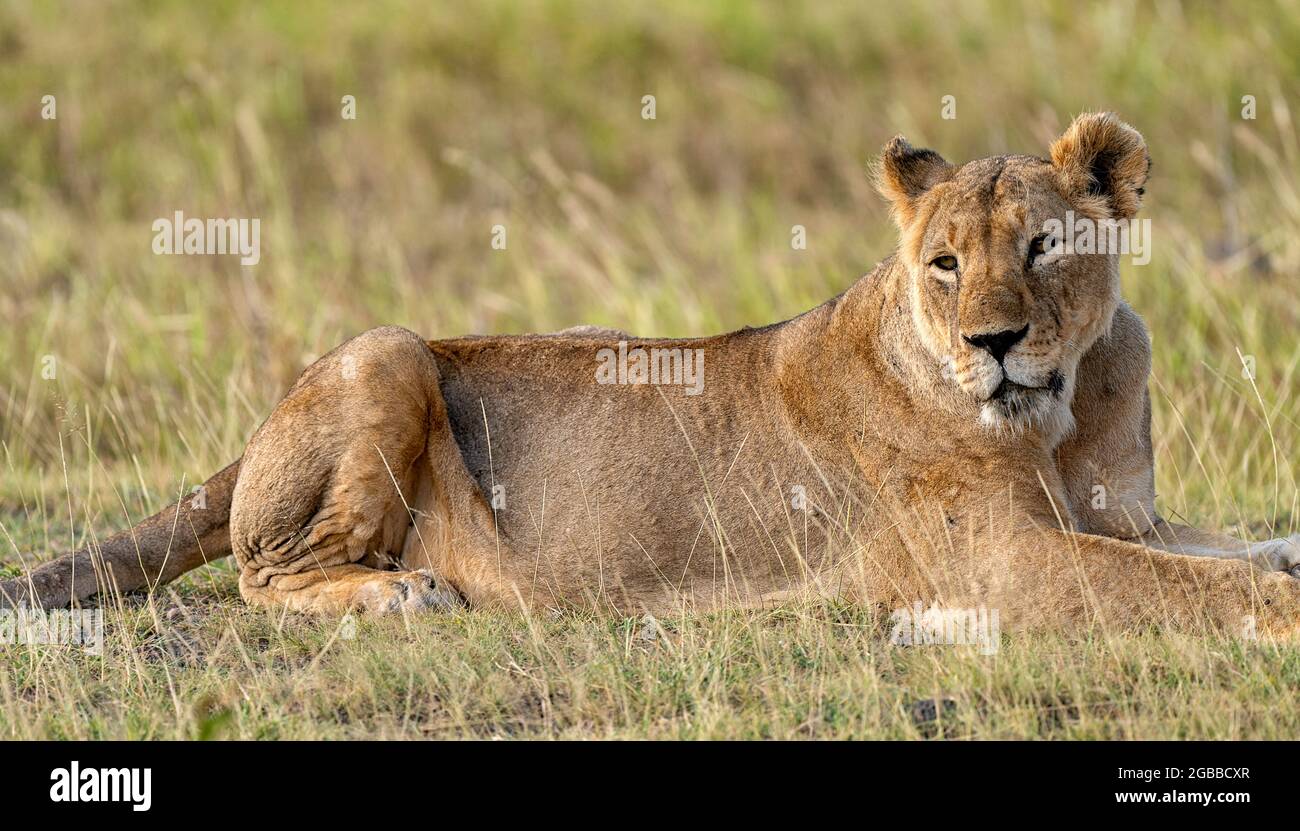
[8,740,1287,818]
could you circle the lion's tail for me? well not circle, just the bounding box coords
[0,460,240,609]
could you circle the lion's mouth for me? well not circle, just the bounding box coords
[987,370,1065,403]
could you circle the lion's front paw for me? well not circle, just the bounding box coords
[352,570,461,614]
[1256,535,1300,576]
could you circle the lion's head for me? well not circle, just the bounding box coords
[875,112,1150,437]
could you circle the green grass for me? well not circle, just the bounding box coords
[7,592,1300,740]
[2,0,1300,739]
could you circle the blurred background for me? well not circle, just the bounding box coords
[1,0,1298,548]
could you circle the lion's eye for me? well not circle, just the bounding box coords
[931,255,958,272]
[1027,233,1054,266]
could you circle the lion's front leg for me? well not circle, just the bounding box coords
[1138,521,1300,576]
[1055,301,1160,539]
[1056,302,1298,574]
[995,526,1300,638]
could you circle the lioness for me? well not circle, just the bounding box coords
[4,113,1299,636]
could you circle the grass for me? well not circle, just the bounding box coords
[8,593,1300,740]
[2,0,1299,739]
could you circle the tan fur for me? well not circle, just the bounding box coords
[4,113,1298,638]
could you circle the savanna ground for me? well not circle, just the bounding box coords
[2,1,1300,739]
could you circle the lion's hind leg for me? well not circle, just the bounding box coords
[229,326,461,615]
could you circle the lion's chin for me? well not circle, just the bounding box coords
[977,370,1073,438]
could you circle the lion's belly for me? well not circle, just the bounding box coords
[429,341,867,611]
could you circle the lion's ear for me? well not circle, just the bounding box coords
[1050,112,1150,219]
[874,136,953,226]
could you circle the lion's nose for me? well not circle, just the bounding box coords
[962,325,1028,363]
